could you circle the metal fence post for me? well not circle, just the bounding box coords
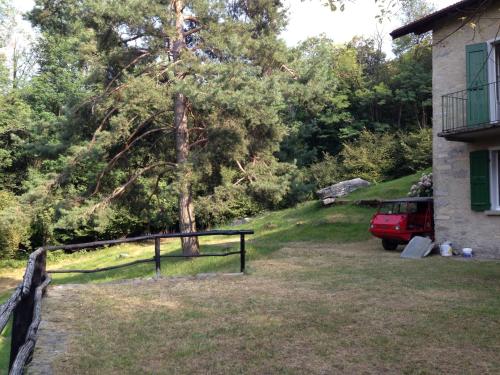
[240,233,246,273]
[154,237,161,278]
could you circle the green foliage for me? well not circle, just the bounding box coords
[278,33,432,168]
[279,37,362,165]
[308,153,342,189]
[0,92,33,189]
[395,127,433,175]
[309,128,432,189]
[341,128,432,183]
[196,185,262,228]
[0,191,30,258]
[339,130,396,183]
[247,160,303,209]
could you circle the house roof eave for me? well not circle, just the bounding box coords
[390,0,489,39]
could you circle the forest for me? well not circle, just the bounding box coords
[0,0,433,258]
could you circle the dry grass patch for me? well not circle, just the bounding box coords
[30,240,500,375]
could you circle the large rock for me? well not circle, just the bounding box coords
[317,178,371,201]
[321,197,337,206]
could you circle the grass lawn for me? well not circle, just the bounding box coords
[35,240,500,374]
[1,169,468,372]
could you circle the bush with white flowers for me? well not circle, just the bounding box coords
[408,173,433,197]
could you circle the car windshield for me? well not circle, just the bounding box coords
[379,203,395,214]
[379,202,412,214]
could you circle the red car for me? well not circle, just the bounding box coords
[369,197,434,250]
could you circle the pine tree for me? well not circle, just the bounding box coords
[29,0,289,254]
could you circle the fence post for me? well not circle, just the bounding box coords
[154,237,161,279]
[9,250,46,371]
[240,233,246,273]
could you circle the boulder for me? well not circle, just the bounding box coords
[317,178,371,200]
[321,197,336,206]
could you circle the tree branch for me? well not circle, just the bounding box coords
[92,125,172,195]
[281,64,298,79]
[89,162,174,214]
[236,160,247,174]
[127,110,168,143]
[103,52,151,94]
[121,34,145,45]
[91,107,119,144]
[184,16,199,24]
[235,160,254,183]
[233,177,246,186]
[184,26,202,38]
[189,137,208,149]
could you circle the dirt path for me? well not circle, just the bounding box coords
[28,284,83,375]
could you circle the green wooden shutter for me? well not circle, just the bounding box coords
[470,150,491,211]
[466,43,490,126]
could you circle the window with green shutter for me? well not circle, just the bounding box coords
[470,150,491,211]
[466,43,490,126]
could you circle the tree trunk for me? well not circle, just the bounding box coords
[173,0,200,256]
[174,92,200,256]
[397,104,402,127]
[414,102,421,128]
[422,105,427,128]
[12,39,18,89]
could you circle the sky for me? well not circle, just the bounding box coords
[11,0,459,57]
[282,0,458,55]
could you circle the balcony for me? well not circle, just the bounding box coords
[440,81,500,142]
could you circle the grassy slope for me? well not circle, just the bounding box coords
[348,170,430,200]
[0,170,426,290]
[0,171,425,370]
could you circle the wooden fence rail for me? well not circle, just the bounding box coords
[0,247,49,375]
[0,229,253,374]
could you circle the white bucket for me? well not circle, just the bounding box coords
[462,248,473,258]
[440,243,453,257]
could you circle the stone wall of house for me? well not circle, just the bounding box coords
[432,2,500,258]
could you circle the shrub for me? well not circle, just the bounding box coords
[308,129,433,187]
[393,127,432,178]
[196,185,262,228]
[247,161,297,208]
[339,130,396,182]
[408,173,433,197]
[244,159,311,209]
[280,168,314,208]
[308,153,342,189]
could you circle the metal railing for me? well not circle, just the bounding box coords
[45,230,253,276]
[442,80,500,134]
[0,229,253,374]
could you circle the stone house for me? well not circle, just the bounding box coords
[391,0,500,258]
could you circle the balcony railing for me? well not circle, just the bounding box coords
[441,81,500,137]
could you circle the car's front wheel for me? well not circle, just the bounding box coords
[382,239,399,251]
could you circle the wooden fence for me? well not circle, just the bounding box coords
[0,229,253,374]
[0,247,50,375]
